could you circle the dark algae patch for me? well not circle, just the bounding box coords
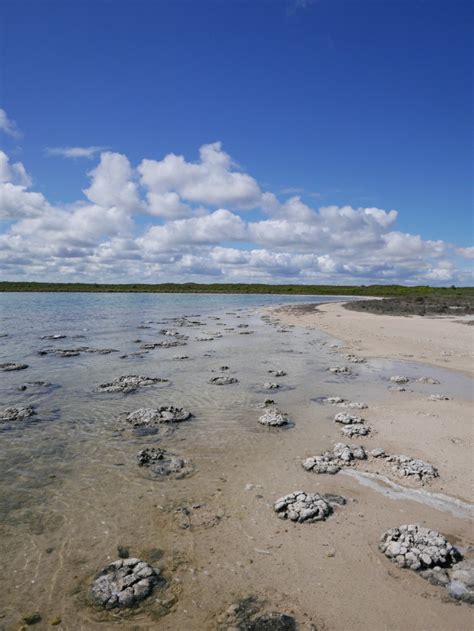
[344,294,474,316]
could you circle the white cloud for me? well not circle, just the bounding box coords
[139,142,262,210]
[0,142,471,286]
[45,146,107,159]
[0,109,21,138]
[83,152,141,212]
[457,246,474,259]
[138,209,247,253]
[0,151,32,186]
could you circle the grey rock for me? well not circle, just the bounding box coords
[387,454,439,483]
[390,375,410,384]
[125,406,191,426]
[428,394,450,401]
[344,354,366,363]
[379,525,460,571]
[370,448,386,458]
[258,408,289,427]
[1,362,28,371]
[303,442,367,474]
[325,396,345,404]
[97,375,168,393]
[1,405,36,423]
[136,447,190,477]
[328,366,351,374]
[273,490,345,523]
[208,376,239,386]
[334,412,363,424]
[448,558,474,604]
[263,382,280,390]
[268,369,287,377]
[341,423,371,437]
[417,377,440,384]
[342,401,368,410]
[90,558,161,609]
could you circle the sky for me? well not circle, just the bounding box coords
[0,0,472,285]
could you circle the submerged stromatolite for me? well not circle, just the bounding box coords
[97,375,168,393]
[90,558,162,609]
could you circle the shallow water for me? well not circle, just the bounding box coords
[0,292,472,630]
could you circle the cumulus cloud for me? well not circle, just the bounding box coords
[83,151,141,212]
[138,142,262,210]
[0,142,471,286]
[457,246,474,259]
[45,146,107,159]
[0,109,21,138]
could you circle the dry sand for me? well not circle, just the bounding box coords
[273,301,474,377]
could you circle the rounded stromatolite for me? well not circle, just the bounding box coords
[90,557,162,609]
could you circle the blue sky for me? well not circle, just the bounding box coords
[0,0,472,284]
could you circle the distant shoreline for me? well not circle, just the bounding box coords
[0,281,472,296]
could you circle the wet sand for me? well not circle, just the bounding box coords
[0,294,473,630]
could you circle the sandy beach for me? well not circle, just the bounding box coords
[273,301,474,377]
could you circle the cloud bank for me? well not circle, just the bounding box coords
[0,140,472,285]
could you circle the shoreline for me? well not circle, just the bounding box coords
[265,300,474,504]
[1,294,473,629]
[269,300,474,378]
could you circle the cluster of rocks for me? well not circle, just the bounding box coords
[386,454,439,483]
[342,401,368,410]
[302,443,438,483]
[328,366,351,375]
[158,329,188,339]
[258,408,289,427]
[140,340,187,349]
[381,525,459,568]
[341,423,371,437]
[90,557,162,609]
[263,382,280,390]
[417,377,440,384]
[1,362,28,371]
[303,442,367,474]
[217,597,297,631]
[428,394,450,401]
[333,412,371,438]
[38,346,118,357]
[136,447,190,477]
[389,375,441,387]
[344,354,366,363]
[273,490,346,523]
[1,405,36,423]
[124,406,192,427]
[268,369,287,377]
[208,376,239,386]
[17,380,52,392]
[390,375,410,384]
[97,375,168,394]
[334,412,363,424]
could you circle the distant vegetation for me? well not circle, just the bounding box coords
[0,281,473,296]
